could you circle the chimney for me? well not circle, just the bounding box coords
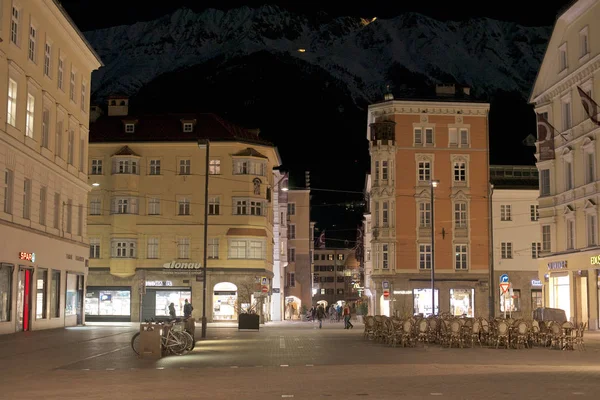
[89,105,103,123]
[107,95,129,116]
[462,86,471,96]
[435,84,456,96]
[247,128,260,136]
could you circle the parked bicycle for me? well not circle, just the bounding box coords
[131,317,195,356]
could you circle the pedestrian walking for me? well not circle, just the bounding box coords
[183,299,193,318]
[168,302,176,319]
[343,303,353,329]
[316,304,326,329]
[311,306,316,322]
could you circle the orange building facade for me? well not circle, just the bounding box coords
[367,87,492,318]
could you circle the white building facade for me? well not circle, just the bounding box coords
[270,170,288,321]
[363,174,376,315]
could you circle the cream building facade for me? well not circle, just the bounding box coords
[270,169,288,321]
[363,174,375,314]
[0,1,101,334]
[312,248,360,308]
[530,0,600,329]
[490,165,542,318]
[86,101,282,323]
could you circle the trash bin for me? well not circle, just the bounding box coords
[238,313,260,330]
[185,318,196,339]
[139,323,163,359]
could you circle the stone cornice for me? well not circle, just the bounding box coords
[369,101,489,117]
[532,56,600,104]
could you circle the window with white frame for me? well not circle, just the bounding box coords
[25,93,35,138]
[41,108,50,148]
[178,237,190,259]
[382,244,389,269]
[418,161,431,182]
[585,151,595,184]
[178,198,190,215]
[90,239,100,259]
[89,198,101,215]
[228,239,265,259]
[500,205,512,221]
[287,272,296,287]
[559,44,568,71]
[233,159,266,176]
[587,213,597,246]
[208,196,220,215]
[453,161,466,182]
[147,237,159,259]
[374,161,379,181]
[125,123,134,133]
[288,224,296,239]
[179,159,191,175]
[540,169,550,196]
[419,202,431,228]
[501,242,513,259]
[419,244,432,270]
[81,82,87,112]
[69,69,76,103]
[23,179,32,220]
[4,169,14,214]
[91,159,103,175]
[112,197,137,214]
[459,129,469,146]
[149,159,160,175]
[287,203,296,215]
[425,128,434,144]
[111,240,136,258]
[454,202,467,228]
[531,242,541,259]
[44,42,52,77]
[562,99,572,131]
[542,225,551,252]
[208,238,219,259]
[530,204,539,221]
[183,122,193,132]
[382,161,389,180]
[455,244,468,270]
[10,6,20,45]
[580,27,589,58]
[382,201,389,226]
[565,159,573,190]
[233,198,264,216]
[28,25,36,62]
[209,159,220,175]
[7,78,17,127]
[67,130,75,165]
[57,58,64,90]
[113,158,138,174]
[566,218,575,249]
[449,128,458,145]
[148,197,160,215]
[414,128,422,145]
[374,202,379,228]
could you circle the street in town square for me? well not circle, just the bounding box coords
[1,321,600,400]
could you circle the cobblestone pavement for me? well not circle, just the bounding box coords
[1,320,600,399]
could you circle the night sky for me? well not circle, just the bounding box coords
[58,0,573,246]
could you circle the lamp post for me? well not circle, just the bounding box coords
[430,179,439,316]
[198,139,210,338]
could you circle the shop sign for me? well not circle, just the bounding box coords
[162,261,202,270]
[531,279,542,287]
[145,280,173,287]
[19,252,35,262]
[393,290,412,295]
[591,255,600,265]
[547,261,567,270]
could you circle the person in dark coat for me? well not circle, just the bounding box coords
[168,302,176,319]
[183,299,193,318]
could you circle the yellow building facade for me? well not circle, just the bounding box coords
[0,1,101,334]
[86,101,281,322]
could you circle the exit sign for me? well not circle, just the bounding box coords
[19,252,35,262]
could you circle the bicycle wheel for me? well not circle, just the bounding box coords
[131,332,141,355]
[165,330,188,355]
[182,330,195,351]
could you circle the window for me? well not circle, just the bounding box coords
[454,202,467,228]
[57,58,64,90]
[81,82,87,112]
[382,244,389,269]
[113,197,137,214]
[112,240,136,258]
[41,109,50,148]
[149,159,160,175]
[56,120,63,158]
[559,45,568,71]
[114,158,138,174]
[148,197,160,215]
[10,6,19,45]
[586,152,595,184]
[208,238,219,259]
[531,242,541,259]
[563,100,572,131]
[287,203,296,216]
[234,160,248,174]
[566,219,575,249]
[179,159,191,175]
[228,239,265,259]
[419,202,431,228]
[565,160,573,190]
[453,161,466,182]
[25,93,35,138]
[209,159,220,175]
[449,128,458,145]
[588,214,597,246]
[542,225,551,252]
[540,169,550,196]
[419,244,432,270]
[287,272,296,287]
[382,201,389,226]
[79,138,85,171]
[425,128,433,144]
[500,205,512,221]
[234,160,266,176]
[67,130,74,165]
[233,198,264,216]
[69,69,76,102]
[289,224,296,239]
[0,264,13,322]
[53,193,60,229]
[208,196,220,215]
[530,205,539,221]
[414,128,422,144]
[124,123,134,133]
[90,238,100,258]
[501,242,512,259]
[374,161,379,181]
[531,290,543,309]
[89,198,101,215]
[455,244,468,270]
[36,268,48,319]
[418,161,431,182]
[66,199,72,234]
[77,205,83,236]
[178,198,190,215]
[28,25,36,62]
[22,179,31,220]
[460,129,469,146]
[7,78,17,126]
[580,28,589,58]
[39,186,47,225]
[337,254,344,261]
[178,238,190,259]
[44,42,51,77]
[382,161,389,180]
[50,270,61,318]
[3,169,14,214]
[183,122,193,132]
[145,237,158,259]
[91,159,103,175]
[288,248,296,262]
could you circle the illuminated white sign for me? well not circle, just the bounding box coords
[162,261,202,270]
[531,279,542,287]
[393,290,412,295]
[146,281,173,287]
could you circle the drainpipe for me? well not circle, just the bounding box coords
[487,110,495,319]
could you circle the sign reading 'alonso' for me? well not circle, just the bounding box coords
[162,261,202,270]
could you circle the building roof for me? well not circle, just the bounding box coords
[490,165,539,189]
[89,113,273,147]
[233,148,268,159]
[112,146,140,157]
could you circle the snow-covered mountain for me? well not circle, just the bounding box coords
[84,5,551,103]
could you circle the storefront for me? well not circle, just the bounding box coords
[85,287,132,322]
[493,271,541,319]
[0,223,88,335]
[142,285,192,320]
[413,288,439,316]
[213,282,237,321]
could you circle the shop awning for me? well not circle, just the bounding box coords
[226,228,267,237]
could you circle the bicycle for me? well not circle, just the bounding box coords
[131,318,195,356]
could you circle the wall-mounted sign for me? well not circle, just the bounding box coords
[382,280,389,290]
[145,281,173,287]
[19,252,35,262]
[591,256,600,265]
[547,261,567,270]
[393,290,412,295]
[162,261,202,270]
[531,279,542,287]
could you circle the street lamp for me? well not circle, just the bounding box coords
[430,179,440,316]
[198,139,210,338]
